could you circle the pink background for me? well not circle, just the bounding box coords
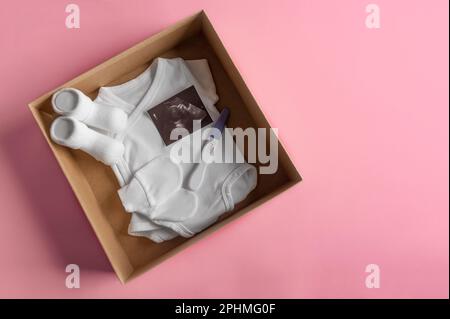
[0,0,448,298]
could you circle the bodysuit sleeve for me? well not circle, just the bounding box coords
[184,59,219,106]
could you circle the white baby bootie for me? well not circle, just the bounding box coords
[52,88,127,133]
[50,116,125,165]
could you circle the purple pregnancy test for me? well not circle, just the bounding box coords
[188,107,230,190]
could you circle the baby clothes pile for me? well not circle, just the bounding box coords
[50,57,257,243]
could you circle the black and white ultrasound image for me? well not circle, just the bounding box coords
[148,86,213,146]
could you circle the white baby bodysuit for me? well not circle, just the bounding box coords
[94,57,257,242]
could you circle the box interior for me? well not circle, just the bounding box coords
[29,12,301,283]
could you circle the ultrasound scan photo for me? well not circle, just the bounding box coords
[148,86,213,145]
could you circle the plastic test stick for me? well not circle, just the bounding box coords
[187,107,230,190]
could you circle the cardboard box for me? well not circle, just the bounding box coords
[28,11,301,283]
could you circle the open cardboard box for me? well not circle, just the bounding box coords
[28,11,301,283]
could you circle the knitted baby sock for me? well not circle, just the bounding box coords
[52,88,128,133]
[50,116,124,165]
